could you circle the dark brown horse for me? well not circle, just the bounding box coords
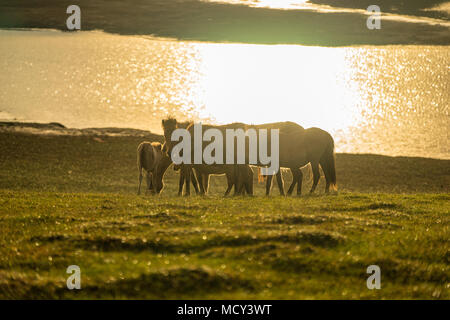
[162,119,253,196]
[193,164,253,196]
[266,127,337,196]
[167,121,201,196]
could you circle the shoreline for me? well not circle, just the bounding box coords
[2,27,450,48]
[1,121,448,161]
[1,121,448,194]
[1,0,449,46]
[0,121,159,138]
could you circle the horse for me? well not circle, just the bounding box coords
[225,123,336,196]
[193,164,254,196]
[169,121,201,196]
[173,163,200,196]
[263,127,336,196]
[137,141,171,195]
[162,118,336,196]
[161,119,254,196]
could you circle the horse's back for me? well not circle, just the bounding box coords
[304,127,334,145]
[303,127,334,160]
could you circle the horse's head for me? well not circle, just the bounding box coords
[153,152,172,194]
[161,117,178,154]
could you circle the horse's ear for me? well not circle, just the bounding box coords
[161,119,165,126]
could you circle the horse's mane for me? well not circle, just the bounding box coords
[161,117,177,129]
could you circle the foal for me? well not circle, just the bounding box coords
[137,141,170,194]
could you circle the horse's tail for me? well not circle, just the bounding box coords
[321,136,337,191]
[137,142,149,177]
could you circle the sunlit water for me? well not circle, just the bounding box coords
[204,0,450,26]
[0,30,448,159]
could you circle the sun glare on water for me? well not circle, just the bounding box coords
[0,30,448,158]
[205,0,310,10]
[195,43,362,132]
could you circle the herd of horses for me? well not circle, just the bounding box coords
[137,118,337,196]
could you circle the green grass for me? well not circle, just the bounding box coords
[0,132,448,299]
[0,190,448,299]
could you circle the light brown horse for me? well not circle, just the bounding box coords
[137,141,171,194]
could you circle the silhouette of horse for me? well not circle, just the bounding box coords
[161,118,336,196]
[137,141,171,194]
[266,127,336,196]
[173,163,200,196]
[162,119,255,196]
[193,164,254,196]
[169,121,201,196]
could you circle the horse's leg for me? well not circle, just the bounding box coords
[224,172,234,196]
[138,170,143,195]
[138,170,142,195]
[265,174,273,196]
[234,166,242,196]
[184,166,191,196]
[324,170,330,193]
[241,168,251,196]
[319,158,330,193]
[178,169,185,196]
[247,168,254,196]
[237,165,246,195]
[151,167,159,194]
[275,170,285,196]
[146,173,154,194]
[191,170,200,194]
[287,168,298,196]
[244,169,253,196]
[203,174,210,195]
[310,162,320,194]
[244,180,251,195]
[195,170,205,195]
[297,168,303,196]
[234,166,243,196]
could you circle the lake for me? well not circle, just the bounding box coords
[0,29,448,159]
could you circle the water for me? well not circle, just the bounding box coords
[0,29,448,159]
[205,0,450,26]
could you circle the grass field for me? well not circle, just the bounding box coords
[0,130,449,299]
